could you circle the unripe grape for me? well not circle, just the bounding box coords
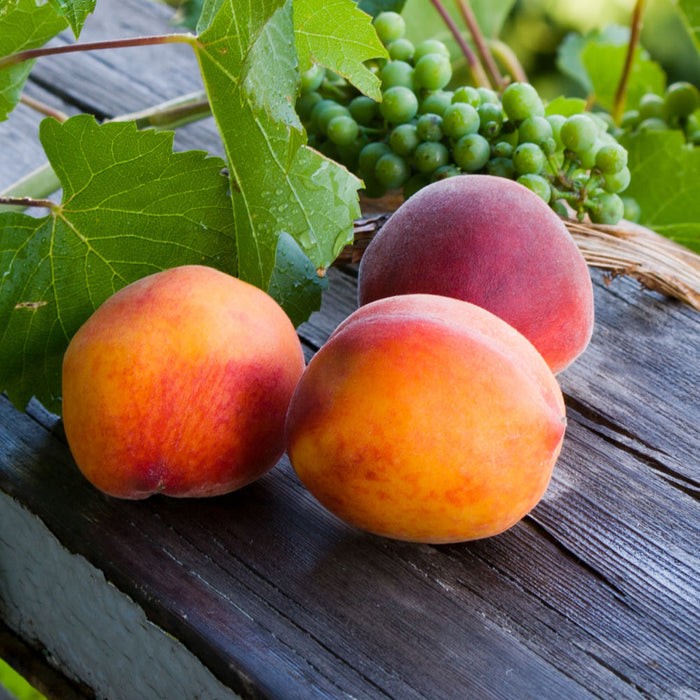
[602,166,631,194]
[452,86,480,107]
[589,193,624,225]
[349,95,379,126]
[431,164,461,181]
[375,152,411,189]
[620,110,641,130]
[300,64,325,94]
[501,82,545,122]
[595,142,628,174]
[486,157,515,179]
[413,53,452,91]
[327,115,359,146]
[388,38,414,62]
[512,142,546,175]
[419,90,453,116]
[403,173,431,199]
[296,91,323,122]
[638,117,667,132]
[413,39,450,63]
[442,103,480,140]
[638,93,665,121]
[560,114,598,154]
[477,87,500,105]
[518,173,552,203]
[622,197,641,222]
[380,86,419,124]
[546,114,567,148]
[389,123,420,156]
[412,141,449,174]
[453,133,490,171]
[358,141,392,177]
[380,60,414,90]
[518,116,553,147]
[373,11,406,45]
[416,113,443,142]
[664,82,700,118]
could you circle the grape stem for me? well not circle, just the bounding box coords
[20,94,69,122]
[487,39,528,85]
[612,0,648,125]
[454,0,506,90]
[0,34,196,70]
[427,0,491,88]
[0,196,57,210]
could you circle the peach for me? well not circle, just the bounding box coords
[357,174,594,373]
[62,265,305,499]
[285,294,566,544]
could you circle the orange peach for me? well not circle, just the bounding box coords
[358,174,594,373]
[285,294,566,543]
[62,265,305,499]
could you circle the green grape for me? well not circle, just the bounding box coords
[477,102,503,130]
[380,60,414,90]
[546,114,566,148]
[517,173,551,203]
[403,173,431,199]
[388,38,415,62]
[453,133,490,171]
[358,141,392,177]
[311,99,348,134]
[619,110,641,130]
[362,173,388,199]
[327,115,359,146]
[419,90,453,116]
[349,95,379,126]
[452,85,480,107]
[416,113,443,141]
[512,142,546,175]
[602,166,631,194]
[336,136,367,173]
[431,164,461,181]
[501,82,544,122]
[560,114,598,154]
[413,39,450,63]
[638,117,667,132]
[412,141,449,174]
[594,142,628,174]
[442,103,479,140]
[592,111,615,133]
[380,85,419,124]
[664,82,700,119]
[518,116,553,147]
[622,197,641,223]
[300,65,325,94]
[492,140,513,158]
[373,11,406,45]
[576,142,599,170]
[486,157,515,179]
[389,123,420,156]
[638,93,665,121]
[476,87,500,105]
[296,91,323,122]
[589,193,624,225]
[413,53,452,91]
[375,152,411,189]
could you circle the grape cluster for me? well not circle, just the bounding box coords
[297,11,633,225]
[617,81,700,146]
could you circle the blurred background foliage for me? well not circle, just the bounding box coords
[400,0,700,98]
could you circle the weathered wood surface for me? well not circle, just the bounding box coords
[1,1,699,698]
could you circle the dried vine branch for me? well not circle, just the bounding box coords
[336,207,700,313]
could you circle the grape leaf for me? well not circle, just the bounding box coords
[619,130,700,254]
[0,114,237,412]
[678,0,700,55]
[47,0,96,36]
[545,95,586,116]
[294,0,387,101]
[556,27,665,111]
[195,0,361,292]
[268,232,328,327]
[0,0,68,120]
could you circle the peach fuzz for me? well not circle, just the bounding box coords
[285,294,567,544]
[62,265,305,499]
[357,174,594,373]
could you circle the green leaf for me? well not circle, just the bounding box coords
[545,95,586,117]
[294,0,387,101]
[0,115,237,412]
[678,0,700,55]
[620,129,700,254]
[556,27,665,112]
[268,231,328,327]
[195,0,361,292]
[0,0,68,120]
[581,42,665,112]
[358,0,406,17]
[47,0,96,36]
